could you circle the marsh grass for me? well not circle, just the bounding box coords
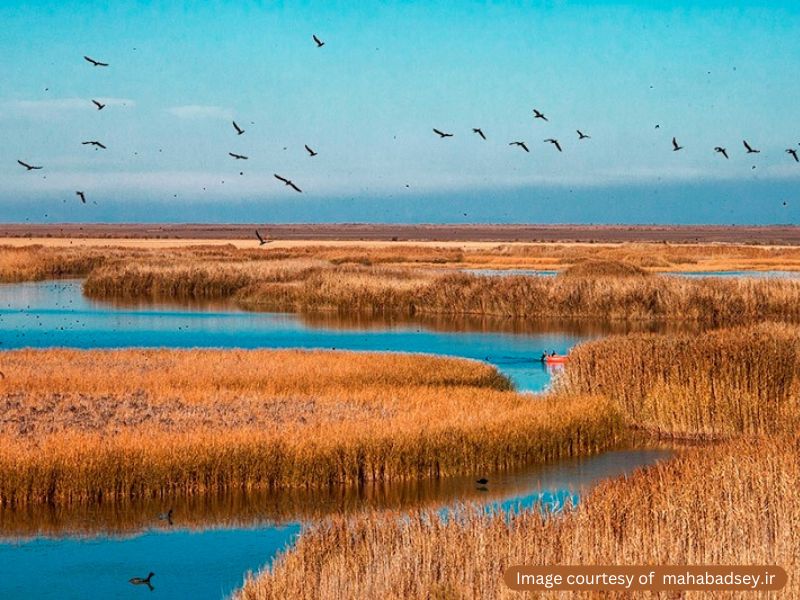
[0,349,622,506]
[559,323,800,438]
[237,436,800,599]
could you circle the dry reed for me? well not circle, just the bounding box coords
[559,323,800,438]
[0,349,622,506]
[237,436,800,599]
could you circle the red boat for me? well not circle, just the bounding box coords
[544,354,569,365]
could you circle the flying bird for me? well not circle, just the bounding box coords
[75,191,86,204]
[232,121,245,135]
[82,141,107,149]
[672,137,683,151]
[577,130,590,140]
[17,160,42,171]
[228,152,248,160]
[509,141,529,152]
[83,55,109,67]
[743,140,760,154]
[714,147,729,159]
[787,149,799,163]
[544,138,563,152]
[304,144,318,157]
[313,34,325,47]
[472,128,486,140]
[274,174,302,193]
[532,109,548,121]
[255,230,270,245]
[433,128,453,138]
[476,478,489,485]
[91,99,106,110]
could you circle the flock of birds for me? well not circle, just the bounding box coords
[16,40,329,222]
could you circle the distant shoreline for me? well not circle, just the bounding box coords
[1,223,800,244]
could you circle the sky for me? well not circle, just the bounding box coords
[1,0,799,224]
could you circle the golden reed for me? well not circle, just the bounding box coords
[0,349,622,506]
[237,436,800,600]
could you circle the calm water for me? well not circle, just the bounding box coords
[0,280,630,391]
[0,280,674,599]
[459,268,800,279]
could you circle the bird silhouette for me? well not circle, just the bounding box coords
[313,34,325,47]
[228,152,248,160]
[129,572,154,591]
[714,147,729,159]
[82,141,107,149]
[476,478,489,485]
[92,99,106,110]
[83,55,109,67]
[472,128,486,140]
[75,191,86,204]
[532,109,548,121]
[433,128,453,138]
[509,141,529,152]
[17,160,42,171]
[304,144,318,157]
[255,230,269,245]
[787,149,799,163]
[544,138,562,152]
[274,174,302,193]
[577,130,590,140]
[743,140,760,154]
[672,137,683,151]
[232,121,245,135]
[157,508,173,525]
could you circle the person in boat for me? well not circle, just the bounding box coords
[540,351,548,362]
[550,350,556,357]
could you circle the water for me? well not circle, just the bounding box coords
[0,280,635,392]
[0,280,674,599]
[457,268,800,279]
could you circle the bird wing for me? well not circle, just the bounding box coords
[433,128,444,136]
[521,143,529,152]
[17,160,30,168]
[313,34,321,43]
[233,121,242,133]
[743,140,753,151]
[83,56,96,64]
[98,142,107,149]
[555,141,562,152]
[289,182,302,193]
[305,145,313,153]
[274,174,289,184]
[255,230,265,243]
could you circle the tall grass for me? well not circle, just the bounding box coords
[237,436,800,599]
[559,323,800,438]
[0,349,622,506]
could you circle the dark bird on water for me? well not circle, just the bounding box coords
[76,191,86,204]
[472,128,486,140]
[544,138,562,152]
[255,230,270,246]
[714,146,729,159]
[92,99,106,110]
[304,144,318,157]
[129,572,154,591]
[313,34,325,47]
[787,149,799,163]
[274,174,302,193]
[532,109,548,121]
[476,478,489,485]
[158,508,173,525]
[433,128,453,138]
[232,121,245,135]
[672,137,683,151]
[743,140,760,154]
[17,160,42,171]
[509,141,529,152]
[577,130,590,140]
[82,140,107,149]
[228,152,248,160]
[83,55,109,67]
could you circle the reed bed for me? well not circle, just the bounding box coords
[0,349,622,506]
[559,323,800,439]
[235,266,800,325]
[237,436,800,600]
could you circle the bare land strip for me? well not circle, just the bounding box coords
[2,223,800,244]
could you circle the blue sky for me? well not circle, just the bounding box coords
[1,1,799,224]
